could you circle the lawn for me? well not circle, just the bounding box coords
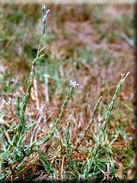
[0,4,134,182]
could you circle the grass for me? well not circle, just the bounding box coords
[0,4,134,182]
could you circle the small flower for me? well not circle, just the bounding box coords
[69,80,79,88]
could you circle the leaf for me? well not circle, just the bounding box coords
[39,152,53,174]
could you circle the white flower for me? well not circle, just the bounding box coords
[69,80,79,88]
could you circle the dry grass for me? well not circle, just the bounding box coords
[0,4,134,182]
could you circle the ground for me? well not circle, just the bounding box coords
[0,4,134,181]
